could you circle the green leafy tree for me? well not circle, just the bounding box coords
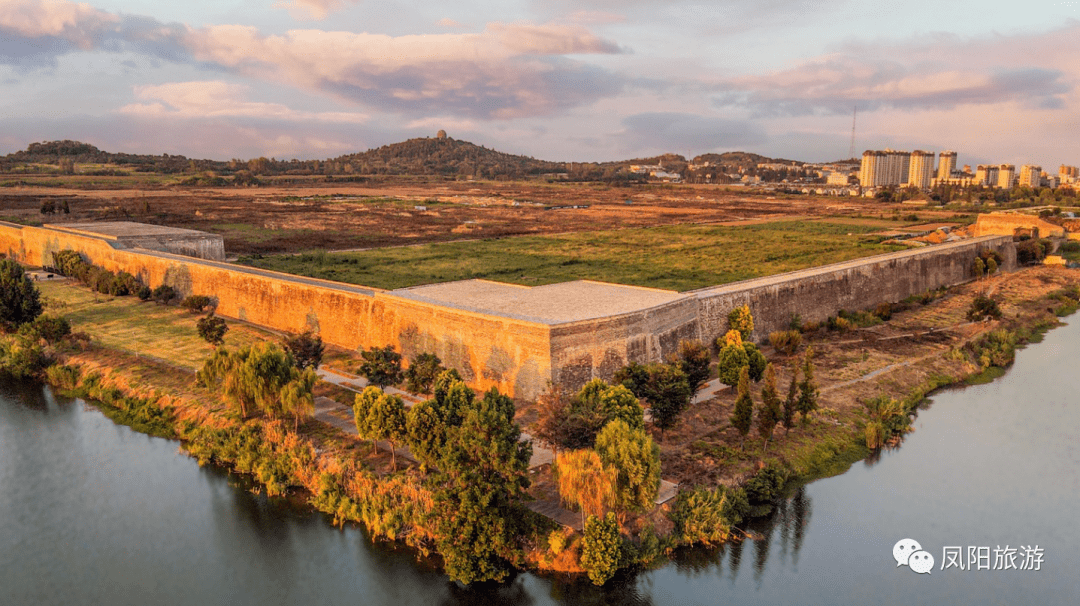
[730,366,754,449]
[581,512,622,586]
[0,259,43,330]
[432,387,532,584]
[281,368,316,432]
[180,294,213,313]
[987,257,998,276]
[284,330,324,370]
[743,342,767,382]
[197,342,306,420]
[151,284,176,305]
[758,363,782,452]
[359,344,403,387]
[371,392,408,471]
[618,364,690,431]
[973,256,986,279]
[536,379,645,450]
[595,419,661,521]
[18,315,70,344]
[0,336,47,379]
[716,330,749,387]
[674,339,711,391]
[782,364,798,433]
[354,386,383,454]
[197,313,228,346]
[796,346,819,423]
[403,352,444,394]
[727,304,755,340]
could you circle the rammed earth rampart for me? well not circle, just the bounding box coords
[0,220,1016,400]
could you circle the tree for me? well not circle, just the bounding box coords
[18,314,70,344]
[796,346,819,423]
[0,260,43,330]
[973,257,986,279]
[674,339,711,391]
[554,449,616,529]
[716,330,749,387]
[403,352,444,394]
[281,368,316,432]
[730,366,754,449]
[196,313,228,346]
[372,392,408,471]
[987,257,998,276]
[758,363,782,452]
[196,342,307,419]
[354,386,383,455]
[727,304,754,340]
[535,379,645,450]
[743,342,767,382]
[638,364,692,431]
[151,284,176,305]
[581,512,621,586]
[432,386,531,584]
[405,370,473,468]
[359,344,403,387]
[284,330,324,370]
[595,420,660,521]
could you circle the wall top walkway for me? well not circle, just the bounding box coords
[686,235,1012,297]
[391,279,689,325]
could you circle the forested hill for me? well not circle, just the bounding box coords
[329,137,566,178]
[1,140,224,174]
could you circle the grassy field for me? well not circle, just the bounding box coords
[39,281,273,371]
[239,219,907,291]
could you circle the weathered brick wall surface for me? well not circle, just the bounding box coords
[0,221,552,400]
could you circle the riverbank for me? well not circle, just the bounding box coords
[10,264,1080,583]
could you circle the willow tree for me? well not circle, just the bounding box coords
[197,342,309,421]
[554,449,616,529]
[595,419,660,522]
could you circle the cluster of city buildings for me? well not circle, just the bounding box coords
[857,149,1078,191]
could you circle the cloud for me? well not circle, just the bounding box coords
[276,0,360,22]
[1,0,628,118]
[715,23,1080,116]
[620,112,766,152]
[119,80,369,123]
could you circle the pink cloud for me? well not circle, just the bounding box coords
[276,0,360,22]
[0,0,117,49]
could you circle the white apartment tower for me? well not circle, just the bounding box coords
[860,149,911,187]
[997,164,1016,189]
[1018,165,1042,188]
[937,151,957,180]
[907,151,935,189]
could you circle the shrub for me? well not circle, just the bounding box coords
[181,294,214,313]
[0,259,44,329]
[0,336,48,379]
[727,305,754,340]
[1015,238,1047,264]
[743,462,790,505]
[151,284,177,305]
[19,315,71,344]
[716,340,749,387]
[196,313,229,346]
[669,485,749,546]
[581,512,621,586]
[873,302,893,321]
[966,294,1002,321]
[769,330,802,356]
[136,285,152,301]
[674,339,711,391]
[967,328,1016,369]
[863,395,911,449]
[743,342,767,382]
[45,363,81,390]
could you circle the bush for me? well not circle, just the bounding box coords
[151,285,177,305]
[136,285,152,301]
[743,342,767,382]
[966,294,1002,321]
[769,330,802,356]
[45,363,81,390]
[0,336,48,379]
[0,259,44,330]
[727,305,754,340]
[873,302,892,321]
[967,328,1016,369]
[19,315,71,343]
[743,462,790,505]
[669,485,749,546]
[674,339,711,391]
[863,395,911,449]
[197,313,229,346]
[716,341,749,387]
[181,294,214,313]
[1015,238,1047,264]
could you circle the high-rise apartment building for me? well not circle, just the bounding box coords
[859,149,911,187]
[937,151,957,180]
[975,165,998,187]
[997,164,1016,189]
[1060,165,1079,184]
[1018,165,1042,188]
[907,151,935,189]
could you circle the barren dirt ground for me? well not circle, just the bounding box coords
[0,179,968,255]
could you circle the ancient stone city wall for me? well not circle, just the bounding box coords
[0,221,552,399]
[973,214,1065,238]
[0,221,1016,400]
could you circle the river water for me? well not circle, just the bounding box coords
[2,320,1078,606]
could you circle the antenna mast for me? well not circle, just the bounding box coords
[848,106,857,160]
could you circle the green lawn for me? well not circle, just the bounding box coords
[239,220,906,292]
[39,281,273,371]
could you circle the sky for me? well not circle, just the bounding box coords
[2,0,1080,168]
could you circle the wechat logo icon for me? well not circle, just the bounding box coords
[893,538,934,575]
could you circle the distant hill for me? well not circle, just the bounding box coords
[1,137,809,183]
[329,136,566,179]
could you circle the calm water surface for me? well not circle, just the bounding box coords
[3,319,1078,605]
